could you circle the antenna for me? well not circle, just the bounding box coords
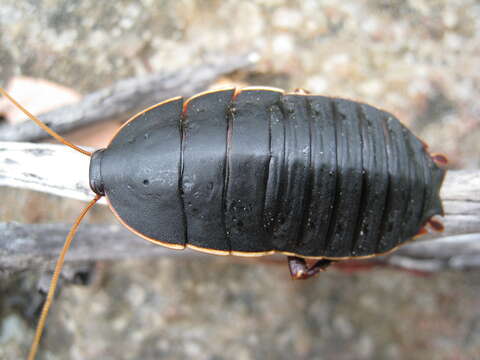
[0,87,101,358]
[0,87,91,156]
[28,194,102,360]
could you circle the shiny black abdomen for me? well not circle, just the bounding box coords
[90,89,445,258]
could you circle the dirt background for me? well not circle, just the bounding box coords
[1,1,480,359]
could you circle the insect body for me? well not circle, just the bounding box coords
[90,87,445,264]
[0,86,446,360]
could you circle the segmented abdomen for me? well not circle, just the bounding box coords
[180,88,445,257]
[103,88,445,258]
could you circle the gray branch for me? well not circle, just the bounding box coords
[0,53,257,142]
[0,222,204,276]
[1,222,479,275]
[0,145,479,274]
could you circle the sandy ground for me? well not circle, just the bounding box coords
[1,1,480,359]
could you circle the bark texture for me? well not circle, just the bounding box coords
[1,142,478,274]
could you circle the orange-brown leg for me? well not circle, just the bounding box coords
[428,218,445,232]
[287,256,333,280]
[431,153,448,167]
[420,139,429,150]
[293,88,311,95]
[414,217,445,240]
[414,226,429,239]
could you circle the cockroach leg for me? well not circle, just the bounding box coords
[413,226,429,239]
[287,256,333,280]
[293,88,310,94]
[428,218,445,232]
[431,153,448,167]
[419,138,429,150]
[232,87,242,100]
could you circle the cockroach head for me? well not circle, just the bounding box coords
[89,149,105,196]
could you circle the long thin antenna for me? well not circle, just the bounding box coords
[0,87,92,157]
[28,194,101,360]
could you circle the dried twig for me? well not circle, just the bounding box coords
[1,223,479,275]
[0,142,99,203]
[0,143,479,274]
[0,53,257,142]
[0,222,202,276]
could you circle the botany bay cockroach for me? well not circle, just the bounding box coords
[0,86,447,360]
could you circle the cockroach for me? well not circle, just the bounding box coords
[0,86,447,359]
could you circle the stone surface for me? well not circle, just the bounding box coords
[1,0,480,359]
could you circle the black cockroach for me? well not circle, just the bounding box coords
[0,86,447,359]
